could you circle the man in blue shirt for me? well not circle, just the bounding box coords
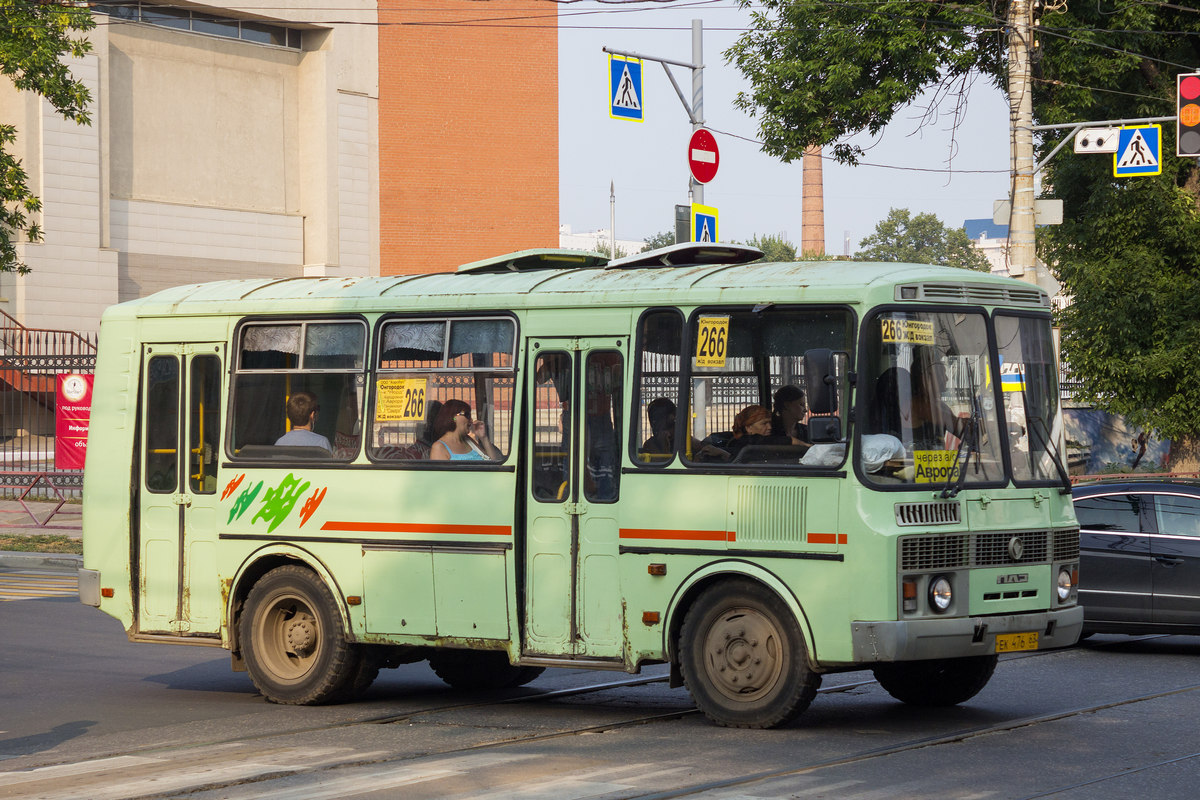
[275,391,332,451]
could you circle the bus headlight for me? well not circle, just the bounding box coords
[929,575,953,613]
[1057,567,1073,601]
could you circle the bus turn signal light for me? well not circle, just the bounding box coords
[642,611,660,625]
[648,563,666,576]
[101,588,114,598]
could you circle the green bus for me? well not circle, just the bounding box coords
[79,243,1082,728]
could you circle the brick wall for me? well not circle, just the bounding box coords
[379,1,559,275]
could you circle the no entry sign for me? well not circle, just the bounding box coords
[688,128,719,184]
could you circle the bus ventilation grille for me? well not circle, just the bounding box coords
[901,283,1049,308]
[1053,528,1080,561]
[894,501,961,527]
[901,530,1065,571]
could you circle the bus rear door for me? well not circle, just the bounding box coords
[524,338,626,661]
[136,343,224,638]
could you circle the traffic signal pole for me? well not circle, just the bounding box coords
[602,20,705,204]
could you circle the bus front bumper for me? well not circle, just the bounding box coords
[850,605,1084,662]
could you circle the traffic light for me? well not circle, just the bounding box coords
[1178,73,1200,157]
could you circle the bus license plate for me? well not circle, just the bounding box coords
[995,631,1039,653]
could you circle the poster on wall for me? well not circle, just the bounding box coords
[55,373,93,470]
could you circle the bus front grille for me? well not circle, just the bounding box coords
[900,529,1072,571]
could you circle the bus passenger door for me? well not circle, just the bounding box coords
[137,344,224,637]
[523,339,626,661]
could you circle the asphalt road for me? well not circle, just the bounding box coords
[3,576,1200,800]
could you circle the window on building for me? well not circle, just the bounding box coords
[94,3,303,49]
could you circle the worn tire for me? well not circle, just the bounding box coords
[428,650,545,690]
[241,565,356,705]
[679,580,821,728]
[872,655,998,707]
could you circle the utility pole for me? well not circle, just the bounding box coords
[1007,0,1036,281]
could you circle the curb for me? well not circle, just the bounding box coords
[0,551,83,572]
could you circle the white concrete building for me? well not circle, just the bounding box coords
[0,1,379,334]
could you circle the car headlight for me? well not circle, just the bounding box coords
[1057,567,1073,601]
[929,575,953,613]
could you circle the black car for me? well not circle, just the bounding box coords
[1072,478,1200,635]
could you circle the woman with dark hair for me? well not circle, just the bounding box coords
[771,385,809,442]
[429,399,501,461]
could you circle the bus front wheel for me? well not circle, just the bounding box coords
[241,565,357,705]
[871,654,998,706]
[679,580,821,728]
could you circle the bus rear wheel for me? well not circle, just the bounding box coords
[872,654,998,706]
[428,650,545,690]
[680,580,821,729]
[241,565,356,705]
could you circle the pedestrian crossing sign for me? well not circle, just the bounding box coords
[691,204,718,243]
[609,55,643,122]
[1113,125,1161,177]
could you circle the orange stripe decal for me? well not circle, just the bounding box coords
[321,521,511,536]
[619,528,730,542]
[808,532,846,545]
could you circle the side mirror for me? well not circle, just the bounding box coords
[804,348,838,415]
[808,416,842,443]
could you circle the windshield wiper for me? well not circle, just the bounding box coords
[1027,413,1072,494]
[939,363,983,500]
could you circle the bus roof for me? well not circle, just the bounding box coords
[104,248,1049,320]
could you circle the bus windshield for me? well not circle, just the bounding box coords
[858,309,1006,489]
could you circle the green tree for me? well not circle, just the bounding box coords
[727,0,1005,165]
[1033,3,1200,465]
[746,233,797,262]
[855,209,990,271]
[0,2,94,274]
[594,240,629,260]
[726,2,1200,464]
[641,230,676,252]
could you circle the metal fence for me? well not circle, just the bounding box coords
[0,310,96,508]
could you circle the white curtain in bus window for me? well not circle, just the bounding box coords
[685,308,852,467]
[230,320,367,460]
[371,317,515,462]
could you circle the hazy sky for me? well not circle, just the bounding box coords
[558,1,1014,253]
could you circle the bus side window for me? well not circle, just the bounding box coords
[584,351,622,502]
[369,317,516,464]
[532,353,571,500]
[229,320,366,461]
[632,309,683,466]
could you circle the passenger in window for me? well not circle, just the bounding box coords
[771,386,810,442]
[643,398,730,462]
[727,404,806,459]
[429,399,501,461]
[275,391,332,451]
[909,351,966,450]
[640,397,677,457]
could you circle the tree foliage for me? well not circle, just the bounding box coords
[726,1,1200,450]
[746,232,797,262]
[0,1,94,273]
[727,0,1007,164]
[641,230,676,252]
[855,208,990,271]
[1035,3,1200,445]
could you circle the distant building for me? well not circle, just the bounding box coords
[963,218,1060,298]
[558,225,644,259]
